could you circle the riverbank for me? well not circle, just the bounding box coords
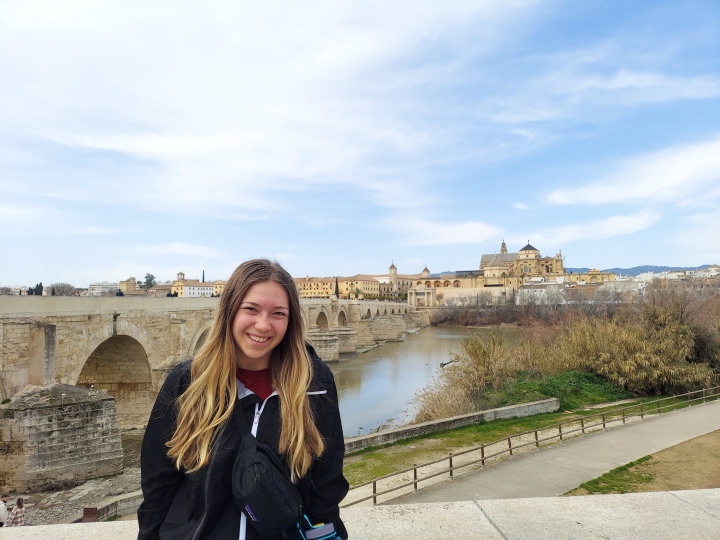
[343,396,653,487]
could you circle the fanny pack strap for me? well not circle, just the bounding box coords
[232,401,259,452]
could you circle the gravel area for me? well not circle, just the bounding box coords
[11,468,141,526]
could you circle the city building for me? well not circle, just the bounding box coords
[295,277,336,298]
[148,282,173,297]
[338,276,381,298]
[119,277,138,294]
[86,282,120,296]
[404,241,616,307]
[213,280,227,296]
[171,272,217,297]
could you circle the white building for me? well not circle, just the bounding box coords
[87,282,119,296]
[171,272,215,297]
[178,283,215,297]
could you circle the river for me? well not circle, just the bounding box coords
[331,325,522,436]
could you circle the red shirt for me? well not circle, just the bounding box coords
[236,367,274,401]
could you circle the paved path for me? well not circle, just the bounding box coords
[390,400,720,504]
[4,489,719,540]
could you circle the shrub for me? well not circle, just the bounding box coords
[414,310,717,422]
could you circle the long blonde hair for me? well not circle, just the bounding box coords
[166,259,324,480]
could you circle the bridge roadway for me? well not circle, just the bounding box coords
[0,296,426,428]
[2,489,718,539]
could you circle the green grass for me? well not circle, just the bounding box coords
[485,371,633,411]
[569,456,654,494]
[343,395,647,486]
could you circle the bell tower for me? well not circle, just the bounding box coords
[389,261,398,294]
[500,239,507,254]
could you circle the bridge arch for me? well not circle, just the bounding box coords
[364,309,372,320]
[376,309,380,316]
[316,311,329,329]
[337,310,347,327]
[76,335,154,429]
[188,319,214,356]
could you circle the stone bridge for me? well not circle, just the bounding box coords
[0,296,427,428]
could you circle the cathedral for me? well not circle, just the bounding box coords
[401,241,614,307]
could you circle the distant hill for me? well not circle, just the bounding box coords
[566,265,713,277]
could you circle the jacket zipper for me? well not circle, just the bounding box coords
[190,422,226,540]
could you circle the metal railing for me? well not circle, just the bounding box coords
[341,385,720,507]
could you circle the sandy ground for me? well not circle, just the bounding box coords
[567,429,720,496]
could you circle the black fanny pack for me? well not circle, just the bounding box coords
[231,406,303,538]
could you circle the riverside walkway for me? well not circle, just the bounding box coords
[390,399,720,504]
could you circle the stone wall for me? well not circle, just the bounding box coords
[0,384,123,492]
[333,327,358,354]
[352,320,377,348]
[344,398,560,453]
[306,329,340,361]
[0,322,33,398]
[368,315,408,342]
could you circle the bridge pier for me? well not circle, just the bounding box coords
[307,327,340,361]
[0,384,123,492]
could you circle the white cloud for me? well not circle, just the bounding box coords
[548,138,720,205]
[393,217,501,245]
[513,202,529,210]
[0,202,135,236]
[137,243,224,259]
[514,210,660,246]
[483,39,720,126]
[0,0,540,214]
[0,203,45,229]
[555,70,720,105]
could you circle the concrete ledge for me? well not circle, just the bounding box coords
[66,490,143,523]
[344,398,559,454]
[3,490,718,540]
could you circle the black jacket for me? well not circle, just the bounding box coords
[137,345,349,540]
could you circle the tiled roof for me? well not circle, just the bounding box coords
[480,253,518,264]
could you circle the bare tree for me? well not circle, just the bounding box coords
[0,287,12,295]
[49,283,76,296]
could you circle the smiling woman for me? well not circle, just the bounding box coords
[139,259,348,540]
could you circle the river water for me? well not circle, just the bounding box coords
[331,325,522,436]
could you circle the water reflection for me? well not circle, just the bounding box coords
[330,326,522,436]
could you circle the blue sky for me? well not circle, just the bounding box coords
[1,0,719,286]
